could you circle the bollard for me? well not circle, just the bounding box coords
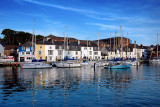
[94,63,96,71]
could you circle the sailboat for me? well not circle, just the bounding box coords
[150,33,160,63]
[105,26,132,69]
[55,27,81,68]
[125,33,140,66]
[20,20,52,69]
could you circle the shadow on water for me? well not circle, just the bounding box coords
[1,67,27,99]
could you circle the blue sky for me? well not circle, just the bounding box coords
[0,0,160,45]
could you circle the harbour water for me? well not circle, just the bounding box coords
[0,64,160,107]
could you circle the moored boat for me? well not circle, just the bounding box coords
[55,60,81,68]
[20,62,52,69]
[105,62,132,69]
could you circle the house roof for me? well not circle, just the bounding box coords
[4,45,18,50]
[19,41,32,47]
[0,41,8,46]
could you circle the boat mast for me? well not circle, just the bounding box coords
[98,32,99,51]
[32,19,35,60]
[64,27,66,57]
[127,32,128,58]
[115,31,117,54]
[157,33,159,59]
[114,31,115,54]
[66,26,68,57]
[87,37,88,59]
[110,33,111,52]
[120,25,122,58]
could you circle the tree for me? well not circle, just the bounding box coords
[1,29,37,45]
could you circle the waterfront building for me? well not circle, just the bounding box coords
[54,41,65,60]
[66,42,81,59]
[79,41,101,60]
[45,44,56,62]
[35,44,46,60]
[18,42,35,62]
[0,44,4,57]
[150,45,160,59]
[3,45,18,61]
[100,37,130,48]
[43,35,78,43]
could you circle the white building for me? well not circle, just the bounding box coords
[45,45,57,62]
[18,42,35,62]
[0,44,4,57]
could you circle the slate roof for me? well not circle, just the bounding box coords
[0,41,8,46]
[19,41,32,47]
[4,45,18,50]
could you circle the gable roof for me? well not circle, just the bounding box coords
[4,45,18,50]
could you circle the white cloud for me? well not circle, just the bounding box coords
[22,0,97,14]
[85,23,118,30]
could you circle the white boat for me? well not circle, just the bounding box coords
[20,62,52,69]
[56,61,81,68]
[149,59,160,63]
[126,60,140,66]
[88,61,108,67]
[81,62,89,66]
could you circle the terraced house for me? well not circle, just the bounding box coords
[18,42,35,62]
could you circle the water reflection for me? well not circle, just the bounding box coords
[0,65,160,106]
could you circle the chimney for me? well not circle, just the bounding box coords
[52,39,54,44]
[88,41,90,45]
[78,40,80,45]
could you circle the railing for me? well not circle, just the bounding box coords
[0,59,14,62]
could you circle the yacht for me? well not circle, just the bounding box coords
[55,60,81,68]
[20,62,52,69]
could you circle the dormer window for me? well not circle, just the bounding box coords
[22,46,25,50]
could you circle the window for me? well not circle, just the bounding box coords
[26,52,30,54]
[90,47,92,50]
[27,57,31,60]
[84,47,87,50]
[26,47,30,50]
[89,51,92,55]
[59,46,62,49]
[58,50,62,55]
[40,57,42,60]
[22,52,24,55]
[40,46,42,49]
[49,57,52,61]
[95,56,97,59]
[48,50,53,55]
[56,45,59,49]
[76,51,78,55]
[39,51,43,55]
[50,46,52,49]
[68,51,70,54]
[22,46,25,50]
[94,52,98,55]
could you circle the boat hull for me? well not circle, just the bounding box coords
[56,63,81,68]
[109,64,132,69]
[20,63,52,69]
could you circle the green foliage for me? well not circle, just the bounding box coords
[1,29,44,45]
